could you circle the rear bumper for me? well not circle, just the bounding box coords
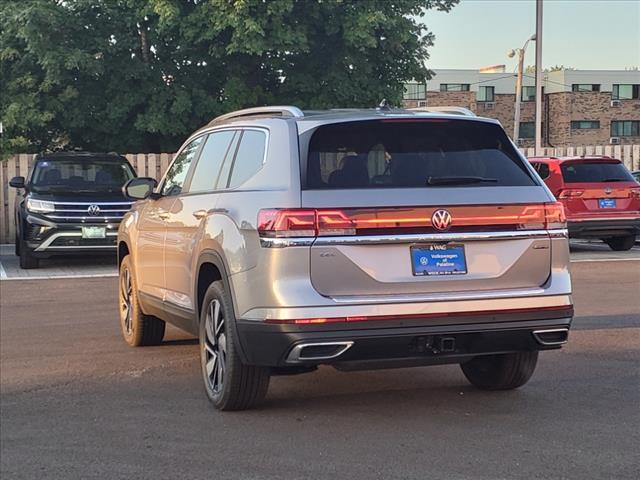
[235,308,573,368]
[567,218,640,238]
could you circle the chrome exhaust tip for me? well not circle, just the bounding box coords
[286,341,354,362]
[532,328,569,346]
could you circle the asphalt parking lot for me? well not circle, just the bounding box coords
[1,244,639,479]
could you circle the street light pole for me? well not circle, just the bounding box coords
[535,0,544,154]
[508,34,536,141]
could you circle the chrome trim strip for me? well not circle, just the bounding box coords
[549,229,569,238]
[49,201,133,206]
[260,237,315,248]
[37,245,117,250]
[48,215,125,221]
[330,287,549,304]
[35,231,118,251]
[315,229,558,245]
[54,209,130,213]
[532,328,569,346]
[259,229,568,247]
[286,341,354,363]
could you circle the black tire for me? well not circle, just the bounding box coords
[118,255,165,346]
[199,280,270,411]
[15,231,20,256]
[460,351,538,390]
[19,241,39,269]
[604,235,636,251]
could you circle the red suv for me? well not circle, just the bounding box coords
[529,156,640,251]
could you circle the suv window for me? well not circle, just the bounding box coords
[162,137,203,196]
[30,158,135,193]
[227,130,267,188]
[531,162,550,179]
[188,131,237,193]
[561,162,635,183]
[305,120,536,189]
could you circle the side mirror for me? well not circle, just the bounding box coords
[123,177,158,200]
[9,176,25,189]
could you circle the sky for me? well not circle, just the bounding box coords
[420,0,640,71]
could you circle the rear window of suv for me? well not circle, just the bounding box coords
[560,161,635,183]
[305,119,536,189]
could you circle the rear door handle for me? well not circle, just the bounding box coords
[156,211,170,220]
[192,209,208,220]
[193,208,228,220]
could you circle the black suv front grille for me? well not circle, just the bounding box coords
[49,236,118,247]
[45,202,133,223]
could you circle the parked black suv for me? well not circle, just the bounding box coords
[9,152,136,268]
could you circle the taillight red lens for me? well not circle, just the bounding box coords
[258,203,567,238]
[257,209,316,237]
[544,202,567,229]
[558,189,584,199]
[316,210,356,236]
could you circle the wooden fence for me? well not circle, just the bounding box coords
[1,145,639,244]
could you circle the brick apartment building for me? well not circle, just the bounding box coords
[402,67,640,148]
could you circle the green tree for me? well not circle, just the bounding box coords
[0,0,458,154]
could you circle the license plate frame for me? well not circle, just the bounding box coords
[81,226,106,239]
[598,198,616,209]
[410,244,468,277]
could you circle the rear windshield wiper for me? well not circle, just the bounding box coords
[427,176,498,186]
[601,178,626,182]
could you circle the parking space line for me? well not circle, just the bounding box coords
[571,257,640,263]
[0,272,118,281]
[0,261,7,280]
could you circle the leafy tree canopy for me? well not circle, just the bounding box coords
[0,0,458,154]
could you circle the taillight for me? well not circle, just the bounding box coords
[258,203,567,238]
[265,304,574,324]
[630,188,640,199]
[544,202,567,230]
[558,189,584,198]
[257,209,316,237]
[316,210,356,236]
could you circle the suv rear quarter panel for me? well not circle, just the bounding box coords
[193,119,303,315]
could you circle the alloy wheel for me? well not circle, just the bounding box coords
[120,267,133,335]
[203,299,226,394]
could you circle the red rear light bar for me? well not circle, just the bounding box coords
[258,203,567,238]
[558,189,584,199]
[265,304,574,325]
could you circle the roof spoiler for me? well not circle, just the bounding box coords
[209,106,304,126]
[408,106,476,117]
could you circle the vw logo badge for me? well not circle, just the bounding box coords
[87,204,101,216]
[431,209,452,231]
[604,187,613,195]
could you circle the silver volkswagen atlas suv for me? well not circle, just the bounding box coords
[118,106,573,410]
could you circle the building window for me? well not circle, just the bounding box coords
[611,120,640,137]
[440,83,470,92]
[477,86,495,102]
[521,86,536,102]
[519,122,535,138]
[571,84,601,92]
[571,121,600,130]
[403,83,426,100]
[612,84,640,100]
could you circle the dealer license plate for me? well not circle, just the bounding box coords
[82,226,106,239]
[411,244,467,276]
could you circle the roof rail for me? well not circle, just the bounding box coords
[409,106,476,117]
[209,106,304,125]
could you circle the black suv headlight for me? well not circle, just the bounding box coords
[26,198,55,214]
